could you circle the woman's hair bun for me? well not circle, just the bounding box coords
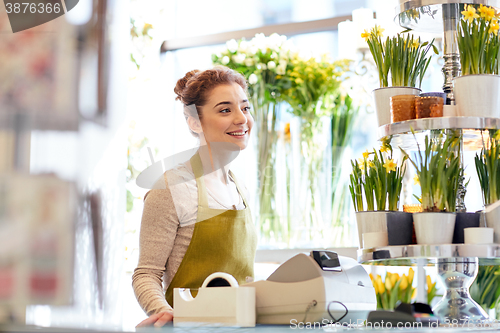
[174,70,200,103]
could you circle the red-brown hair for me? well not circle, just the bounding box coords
[174,66,248,121]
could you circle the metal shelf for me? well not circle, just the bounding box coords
[378,116,500,151]
[396,1,500,33]
[358,244,500,266]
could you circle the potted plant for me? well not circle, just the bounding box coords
[400,130,462,244]
[349,140,411,247]
[475,130,500,242]
[455,4,500,117]
[362,25,437,126]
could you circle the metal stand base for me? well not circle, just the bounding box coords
[433,258,488,322]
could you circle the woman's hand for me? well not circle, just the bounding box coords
[136,310,174,328]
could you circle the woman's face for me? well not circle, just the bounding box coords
[197,83,253,150]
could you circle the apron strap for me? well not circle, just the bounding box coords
[228,170,249,209]
[190,151,249,209]
[190,152,209,208]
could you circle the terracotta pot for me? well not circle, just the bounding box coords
[415,96,444,119]
[390,95,416,122]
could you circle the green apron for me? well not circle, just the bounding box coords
[165,152,257,307]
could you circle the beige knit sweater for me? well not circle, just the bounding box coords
[131,161,246,316]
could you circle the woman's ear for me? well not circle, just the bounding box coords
[187,116,203,134]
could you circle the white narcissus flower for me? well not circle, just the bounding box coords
[277,64,286,75]
[249,73,258,84]
[221,56,230,65]
[238,40,248,53]
[252,33,266,50]
[256,63,267,70]
[249,45,259,55]
[244,58,254,66]
[232,54,246,64]
[267,61,276,70]
[278,59,287,67]
[226,39,238,53]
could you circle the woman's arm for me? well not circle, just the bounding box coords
[132,185,179,316]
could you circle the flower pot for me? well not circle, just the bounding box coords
[386,211,413,246]
[356,211,413,247]
[415,96,444,118]
[413,212,456,244]
[390,95,416,122]
[485,201,500,243]
[454,74,500,118]
[356,211,388,247]
[452,212,480,244]
[372,87,421,127]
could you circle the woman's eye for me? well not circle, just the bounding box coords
[243,106,251,112]
[220,108,231,113]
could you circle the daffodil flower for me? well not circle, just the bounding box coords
[362,149,371,159]
[383,159,397,173]
[358,158,367,169]
[414,174,420,186]
[361,29,370,42]
[372,25,385,38]
[479,4,496,21]
[380,145,389,153]
[489,20,500,35]
[462,4,480,23]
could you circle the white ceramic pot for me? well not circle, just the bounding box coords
[454,74,500,117]
[485,200,500,243]
[356,211,388,247]
[413,212,456,244]
[372,87,421,127]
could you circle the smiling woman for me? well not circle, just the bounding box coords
[132,66,257,327]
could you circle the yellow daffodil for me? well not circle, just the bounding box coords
[369,273,374,281]
[361,29,370,42]
[383,159,397,173]
[479,4,496,21]
[358,158,368,171]
[489,20,500,35]
[295,78,304,84]
[380,145,389,153]
[462,4,480,23]
[362,150,371,159]
[408,268,414,284]
[368,161,375,168]
[400,275,408,290]
[426,275,432,290]
[373,25,385,38]
[412,288,417,299]
[411,40,420,49]
[413,174,420,186]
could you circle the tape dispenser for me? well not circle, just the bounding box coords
[173,272,256,327]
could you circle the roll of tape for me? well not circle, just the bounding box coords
[201,272,239,288]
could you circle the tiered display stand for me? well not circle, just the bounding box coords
[358,0,500,324]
